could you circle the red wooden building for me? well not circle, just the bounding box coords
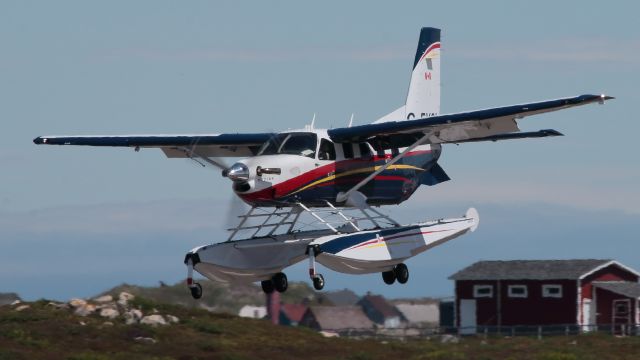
[449,259,640,334]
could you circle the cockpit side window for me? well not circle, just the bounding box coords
[280,134,317,158]
[318,139,336,160]
[258,133,317,158]
[342,143,354,159]
[359,143,372,158]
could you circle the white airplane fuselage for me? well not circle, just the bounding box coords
[226,129,444,207]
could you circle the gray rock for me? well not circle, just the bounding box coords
[140,314,167,327]
[440,334,460,344]
[134,337,157,344]
[100,308,120,319]
[124,309,143,325]
[14,304,30,312]
[74,304,96,317]
[166,315,179,324]
[69,298,87,308]
[118,292,135,307]
[93,295,113,303]
[47,302,69,310]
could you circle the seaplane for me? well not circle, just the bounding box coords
[33,28,613,299]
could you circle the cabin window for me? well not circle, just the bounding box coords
[542,284,563,298]
[319,139,336,160]
[342,143,354,159]
[508,285,528,298]
[473,285,493,298]
[258,132,317,158]
[359,143,372,158]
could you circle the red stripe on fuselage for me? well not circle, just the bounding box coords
[239,150,431,203]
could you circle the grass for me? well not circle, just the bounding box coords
[2,298,640,359]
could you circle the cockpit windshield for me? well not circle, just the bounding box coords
[258,132,318,158]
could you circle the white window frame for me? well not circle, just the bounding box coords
[508,285,528,298]
[473,285,493,298]
[542,284,563,298]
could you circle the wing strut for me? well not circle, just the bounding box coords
[176,146,228,171]
[336,133,431,203]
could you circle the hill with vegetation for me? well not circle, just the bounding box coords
[3,296,640,359]
[99,280,336,314]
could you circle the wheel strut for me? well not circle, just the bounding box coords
[307,245,325,291]
[186,258,203,299]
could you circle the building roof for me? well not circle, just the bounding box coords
[594,282,640,299]
[358,294,402,319]
[323,289,359,306]
[307,306,374,330]
[280,303,307,323]
[395,303,439,324]
[449,259,613,280]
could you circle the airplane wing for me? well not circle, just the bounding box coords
[33,133,275,158]
[331,93,613,203]
[328,94,613,149]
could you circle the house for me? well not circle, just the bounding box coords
[358,294,404,328]
[0,293,21,306]
[449,259,640,334]
[238,305,267,319]
[279,303,308,326]
[392,299,440,327]
[299,306,374,332]
[324,289,359,306]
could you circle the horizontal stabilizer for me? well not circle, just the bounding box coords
[420,163,450,186]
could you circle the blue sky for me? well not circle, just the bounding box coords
[1,1,639,300]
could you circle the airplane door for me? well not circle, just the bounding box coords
[459,299,477,335]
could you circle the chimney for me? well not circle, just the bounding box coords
[266,292,280,325]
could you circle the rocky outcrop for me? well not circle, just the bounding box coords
[34,292,181,332]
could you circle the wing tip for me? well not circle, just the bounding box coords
[541,129,564,137]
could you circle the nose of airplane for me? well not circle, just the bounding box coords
[223,163,250,182]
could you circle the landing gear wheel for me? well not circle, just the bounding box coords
[190,283,203,299]
[394,263,409,284]
[261,280,274,294]
[382,270,396,285]
[272,272,288,293]
[312,274,325,291]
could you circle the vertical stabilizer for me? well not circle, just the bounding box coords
[375,27,441,123]
[406,27,441,119]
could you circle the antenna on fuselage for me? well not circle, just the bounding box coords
[348,113,354,128]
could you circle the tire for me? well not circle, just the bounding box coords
[190,283,203,299]
[261,280,274,294]
[395,263,409,284]
[272,272,288,293]
[313,274,325,291]
[382,270,396,285]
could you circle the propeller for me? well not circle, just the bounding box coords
[224,192,250,230]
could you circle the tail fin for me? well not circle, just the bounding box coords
[375,27,441,123]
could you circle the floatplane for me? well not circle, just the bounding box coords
[34,28,612,298]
